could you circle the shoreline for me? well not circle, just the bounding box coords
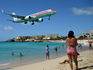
[5,39,93,42]
[0,41,92,70]
[0,49,67,69]
[4,50,93,70]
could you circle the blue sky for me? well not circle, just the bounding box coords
[0,0,93,41]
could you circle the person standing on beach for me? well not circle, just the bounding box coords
[66,31,78,70]
[89,41,92,51]
[45,45,49,60]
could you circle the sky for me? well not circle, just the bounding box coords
[0,0,93,41]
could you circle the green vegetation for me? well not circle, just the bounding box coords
[77,34,93,40]
[13,34,93,41]
[49,36,67,40]
[60,36,67,40]
[16,36,68,40]
[77,35,88,40]
[17,36,32,41]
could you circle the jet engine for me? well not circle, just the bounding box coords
[37,18,43,22]
[25,16,31,19]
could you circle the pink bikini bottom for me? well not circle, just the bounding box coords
[67,49,76,55]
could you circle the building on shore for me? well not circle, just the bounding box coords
[43,34,58,39]
[76,30,93,39]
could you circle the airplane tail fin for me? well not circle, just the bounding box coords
[12,12,18,21]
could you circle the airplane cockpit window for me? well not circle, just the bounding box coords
[48,9,52,11]
[48,9,55,11]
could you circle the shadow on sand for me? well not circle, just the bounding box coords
[78,65,93,70]
[78,60,83,62]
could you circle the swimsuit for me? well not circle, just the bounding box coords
[67,43,76,46]
[89,44,91,47]
[67,43,76,55]
[45,47,49,56]
[67,49,76,55]
[46,52,49,56]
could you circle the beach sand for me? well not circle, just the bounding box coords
[5,50,93,70]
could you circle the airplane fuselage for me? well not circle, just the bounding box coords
[15,9,57,23]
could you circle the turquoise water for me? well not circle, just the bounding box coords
[0,42,85,66]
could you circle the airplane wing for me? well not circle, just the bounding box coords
[2,10,25,20]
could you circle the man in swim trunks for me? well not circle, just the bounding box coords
[54,46,57,52]
[89,41,92,51]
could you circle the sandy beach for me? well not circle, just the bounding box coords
[5,50,93,70]
[2,41,92,70]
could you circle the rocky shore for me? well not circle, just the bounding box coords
[5,39,66,42]
[5,39,93,43]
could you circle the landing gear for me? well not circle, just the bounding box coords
[48,15,51,20]
[31,22,34,25]
[24,22,27,24]
[48,18,50,20]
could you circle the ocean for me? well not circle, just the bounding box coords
[0,42,85,66]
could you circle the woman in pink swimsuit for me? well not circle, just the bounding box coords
[66,31,78,70]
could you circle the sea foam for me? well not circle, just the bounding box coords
[0,63,10,66]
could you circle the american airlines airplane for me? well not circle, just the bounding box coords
[2,9,57,25]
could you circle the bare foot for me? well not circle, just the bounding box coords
[59,62,64,64]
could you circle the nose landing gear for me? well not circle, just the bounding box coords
[48,15,51,20]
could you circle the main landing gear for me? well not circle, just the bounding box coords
[24,22,34,25]
[48,15,51,20]
[24,22,27,24]
[31,22,34,25]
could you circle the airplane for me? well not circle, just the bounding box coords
[2,9,57,25]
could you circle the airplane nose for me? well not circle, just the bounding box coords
[55,11,57,13]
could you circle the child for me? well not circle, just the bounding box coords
[78,44,82,52]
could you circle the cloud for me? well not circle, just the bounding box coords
[71,6,93,15]
[4,26,14,30]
